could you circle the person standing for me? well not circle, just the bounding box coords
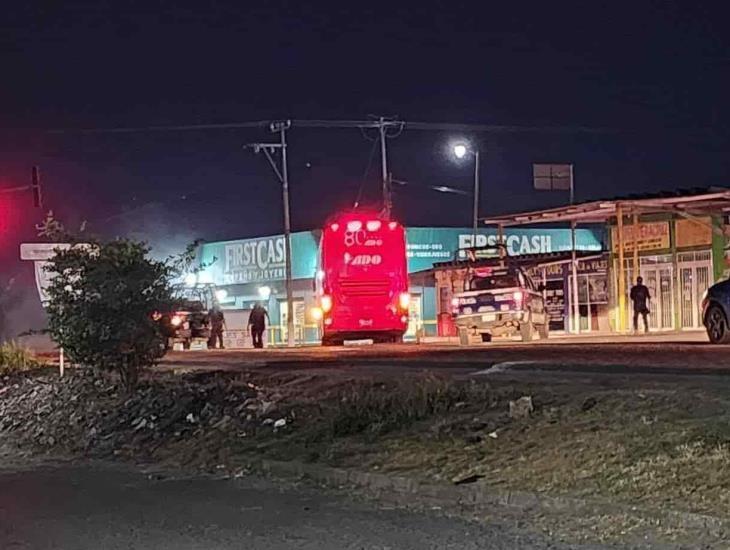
[208,305,226,349]
[248,303,270,349]
[629,276,651,333]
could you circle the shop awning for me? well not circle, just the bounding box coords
[482,187,730,227]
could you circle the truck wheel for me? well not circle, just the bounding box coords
[538,322,549,339]
[520,314,534,342]
[706,305,730,344]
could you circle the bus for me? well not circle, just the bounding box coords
[317,211,409,345]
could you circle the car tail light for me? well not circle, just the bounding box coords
[321,294,333,313]
[366,220,381,232]
[330,223,339,232]
[513,291,523,305]
[346,220,362,232]
[170,314,183,327]
[388,221,398,230]
[399,292,410,310]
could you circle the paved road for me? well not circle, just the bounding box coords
[158,332,730,377]
[0,465,610,550]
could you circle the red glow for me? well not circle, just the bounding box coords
[0,192,23,249]
[513,291,523,304]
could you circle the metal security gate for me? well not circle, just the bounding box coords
[677,251,712,330]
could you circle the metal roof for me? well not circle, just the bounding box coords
[483,187,730,227]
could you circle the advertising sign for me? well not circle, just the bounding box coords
[199,231,320,286]
[675,217,713,248]
[406,227,604,273]
[200,227,605,287]
[611,222,670,253]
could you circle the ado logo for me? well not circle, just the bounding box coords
[344,253,382,266]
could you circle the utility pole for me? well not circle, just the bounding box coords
[246,120,295,347]
[378,117,392,218]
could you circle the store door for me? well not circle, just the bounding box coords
[279,300,306,343]
[405,294,422,339]
[640,266,674,330]
[678,263,711,329]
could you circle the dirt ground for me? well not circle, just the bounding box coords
[3,350,730,547]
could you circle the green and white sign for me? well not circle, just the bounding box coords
[199,226,604,286]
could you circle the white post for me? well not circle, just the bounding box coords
[571,221,580,334]
[59,347,65,377]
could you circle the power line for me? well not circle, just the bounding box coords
[42,118,616,135]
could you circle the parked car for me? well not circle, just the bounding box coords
[452,265,548,344]
[154,284,217,350]
[702,279,730,344]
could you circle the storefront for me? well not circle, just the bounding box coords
[197,226,604,345]
[484,189,730,334]
[611,217,718,331]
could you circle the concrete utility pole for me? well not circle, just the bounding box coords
[246,120,295,347]
[374,116,404,219]
[378,117,392,218]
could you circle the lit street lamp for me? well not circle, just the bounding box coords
[451,142,481,248]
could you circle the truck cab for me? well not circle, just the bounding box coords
[452,265,548,344]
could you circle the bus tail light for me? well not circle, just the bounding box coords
[321,294,333,313]
[399,292,410,310]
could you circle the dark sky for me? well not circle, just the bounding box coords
[1,0,729,256]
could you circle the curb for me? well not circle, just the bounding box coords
[256,459,728,534]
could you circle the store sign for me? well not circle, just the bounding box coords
[224,236,286,282]
[675,217,713,248]
[406,227,604,273]
[199,231,319,286]
[611,221,670,253]
[199,227,605,287]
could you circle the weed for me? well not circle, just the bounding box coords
[0,341,38,374]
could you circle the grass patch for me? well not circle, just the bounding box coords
[322,377,491,439]
[0,341,38,374]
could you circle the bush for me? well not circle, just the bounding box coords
[44,239,178,391]
[0,341,38,374]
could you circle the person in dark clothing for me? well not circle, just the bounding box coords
[248,303,270,349]
[629,276,651,333]
[207,306,226,349]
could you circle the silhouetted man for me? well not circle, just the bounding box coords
[248,303,270,349]
[208,305,225,349]
[630,276,650,333]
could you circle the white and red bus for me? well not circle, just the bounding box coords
[317,211,409,345]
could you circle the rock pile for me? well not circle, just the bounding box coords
[0,368,294,469]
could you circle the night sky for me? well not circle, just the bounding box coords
[1,1,729,266]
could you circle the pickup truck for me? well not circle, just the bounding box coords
[452,265,549,344]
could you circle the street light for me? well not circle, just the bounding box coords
[450,141,481,249]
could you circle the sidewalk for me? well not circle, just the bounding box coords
[419,330,709,346]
